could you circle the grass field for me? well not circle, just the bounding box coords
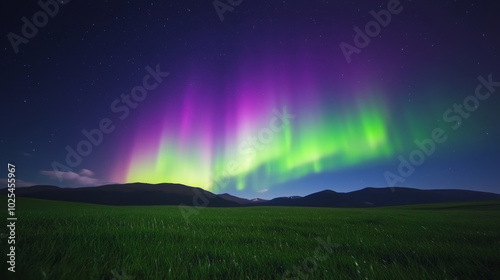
[1,198,499,279]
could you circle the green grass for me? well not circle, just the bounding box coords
[1,198,500,279]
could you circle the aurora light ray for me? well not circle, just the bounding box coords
[110,49,453,193]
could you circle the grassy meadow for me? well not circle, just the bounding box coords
[1,197,499,279]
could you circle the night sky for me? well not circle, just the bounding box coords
[1,0,499,199]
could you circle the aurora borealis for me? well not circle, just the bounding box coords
[115,89,396,193]
[108,43,496,195]
[2,0,499,198]
[112,57,402,193]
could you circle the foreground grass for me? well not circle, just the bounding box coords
[1,198,499,279]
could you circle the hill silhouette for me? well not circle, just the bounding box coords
[2,184,499,207]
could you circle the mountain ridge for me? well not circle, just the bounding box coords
[2,183,500,207]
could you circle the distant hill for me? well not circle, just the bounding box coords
[260,187,500,207]
[1,183,239,207]
[2,184,499,207]
[250,198,269,203]
[218,193,253,205]
[218,193,268,205]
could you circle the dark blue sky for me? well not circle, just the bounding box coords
[1,0,499,199]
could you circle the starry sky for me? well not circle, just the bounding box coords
[1,0,499,199]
